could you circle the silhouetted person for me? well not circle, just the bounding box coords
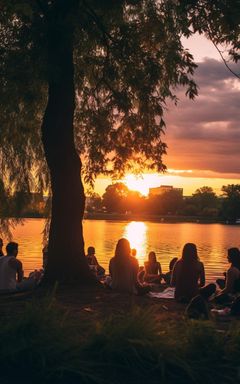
[162,257,178,285]
[0,242,23,291]
[0,238,3,257]
[171,243,206,302]
[186,283,216,319]
[215,247,240,304]
[86,246,105,277]
[144,251,162,284]
[109,238,138,294]
[109,238,149,295]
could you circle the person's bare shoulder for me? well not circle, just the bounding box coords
[9,257,22,270]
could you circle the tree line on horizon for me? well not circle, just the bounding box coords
[1,182,240,222]
[86,183,240,222]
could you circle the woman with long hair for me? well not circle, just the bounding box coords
[171,243,206,302]
[109,238,139,294]
[144,251,162,284]
[109,238,149,295]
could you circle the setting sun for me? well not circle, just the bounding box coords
[122,173,188,196]
[123,175,150,196]
[122,173,174,196]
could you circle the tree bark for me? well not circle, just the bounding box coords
[41,20,94,284]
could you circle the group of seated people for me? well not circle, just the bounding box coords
[88,238,240,316]
[1,235,240,317]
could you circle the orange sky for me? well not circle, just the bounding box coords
[92,34,240,197]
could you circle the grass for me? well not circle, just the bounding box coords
[0,293,240,384]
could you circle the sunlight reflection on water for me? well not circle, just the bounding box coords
[123,222,147,265]
[3,219,240,282]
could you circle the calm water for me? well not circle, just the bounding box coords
[3,219,240,282]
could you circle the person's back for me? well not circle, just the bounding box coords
[110,255,138,294]
[0,242,23,291]
[0,255,18,290]
[171,243,205,302]
[226,265,240,293]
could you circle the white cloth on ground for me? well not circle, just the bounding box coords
[148,287,175,299]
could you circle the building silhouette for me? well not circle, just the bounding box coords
[149,185,183,196]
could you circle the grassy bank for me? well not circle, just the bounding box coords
[1,289,240,384]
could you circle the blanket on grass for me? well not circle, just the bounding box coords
[148,287,175,299]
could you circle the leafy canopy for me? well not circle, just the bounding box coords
[0,0,239,195]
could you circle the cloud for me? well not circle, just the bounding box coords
[164,58,240,177]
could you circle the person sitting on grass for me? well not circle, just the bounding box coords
[161,257,178,285]
[0,238,4,257]
[144,251,162,284]
[86,246,105,277]
[171,243,207,303]
[215,247,240,304]
[0,242,23,292]
[185,283,216,320]
[109,238,149,295]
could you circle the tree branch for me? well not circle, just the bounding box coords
[208,35,240,80]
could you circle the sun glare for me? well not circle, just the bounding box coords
[123,221,147,262]
[123,175,150,196]
[123,173,176,196]
[122,171,199,196]
[123,173,170,196]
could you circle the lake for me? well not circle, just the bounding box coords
[2,219,240,282]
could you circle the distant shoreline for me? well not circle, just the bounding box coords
[9,213,238,225]
[83,212,231,224]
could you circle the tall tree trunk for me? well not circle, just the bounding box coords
[41,21,94,284]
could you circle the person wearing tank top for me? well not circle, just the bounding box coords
[0,242,23,291]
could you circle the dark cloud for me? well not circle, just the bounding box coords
[164,58,240,177]
[196,58,239,83]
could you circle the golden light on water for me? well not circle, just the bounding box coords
[123,221,147,262]
[3,219,239,281]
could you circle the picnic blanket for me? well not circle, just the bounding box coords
[148,287,175,299]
